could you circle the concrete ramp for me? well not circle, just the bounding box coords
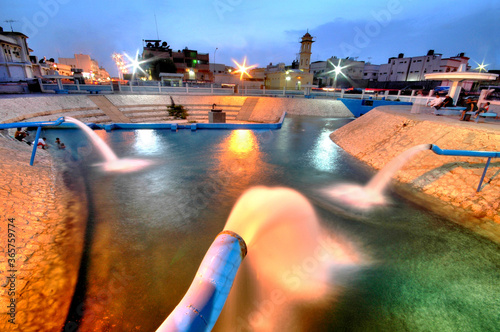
[88,95,131,123]
[236,97,259,121]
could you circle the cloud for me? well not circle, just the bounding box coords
[300,7,498,68]
[4,0,497,77]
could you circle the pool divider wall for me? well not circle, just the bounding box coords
[42,112,287,131]
[339,98,413,117]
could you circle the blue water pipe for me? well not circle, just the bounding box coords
[0,117,65,166]
[431,145,500,158]
[430,144,499,192]
[0,117,65,130]
[156,231,247,332]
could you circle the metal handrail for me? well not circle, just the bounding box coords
[430,144,499,192]
[0,117,65,130]
[0,117,65,166]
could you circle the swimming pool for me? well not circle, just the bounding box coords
[43,115,499,331]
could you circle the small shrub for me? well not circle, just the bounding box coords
[167,104,189,119]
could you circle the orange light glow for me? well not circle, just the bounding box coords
[208,129,270,197]
[232,57,258,80]
[228,130,256,155]
[112,53,128,74]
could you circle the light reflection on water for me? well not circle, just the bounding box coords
[308,129,340,172]
[42,116,500,332]
[133,129,162,155]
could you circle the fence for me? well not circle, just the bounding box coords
[35,80,449,103]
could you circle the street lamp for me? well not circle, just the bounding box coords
[213,47,218,82]
[285,75,291,95]
[232,57,257,95]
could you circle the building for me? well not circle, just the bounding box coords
[310,60,327,76]
[264,32,314,90]
[43,59,73,76]
[312,56,365,88]
[378,50,469,82]
[265,69,310,90]
[142,40,211,82]
[58,53,110,81]
[363,63,380,81]
[0,27,34,82]
[299,32,314,72]
[97,66,110,81]
[209,63,239,86]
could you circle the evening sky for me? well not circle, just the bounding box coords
[1,0,498,76]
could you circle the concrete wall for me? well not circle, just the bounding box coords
[248,98,352,122]
[0,95,354,124]
[331,106,500,242]
[0,95,97,123]
[105,94,247,108]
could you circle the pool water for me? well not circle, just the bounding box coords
[42,116,499,331]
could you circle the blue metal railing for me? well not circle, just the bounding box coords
[0,113,287,166]
[431,144,499,192]
[0,117,65,166]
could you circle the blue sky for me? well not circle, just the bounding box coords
[1,0,498,76]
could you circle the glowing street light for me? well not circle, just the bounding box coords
[124,50,149,80]
[327,58,349,95]
[112,53,128,80]
[232,57,257,80]
[331,58,348,79]
[232,57,257,95]
[474,60,489,73]
[285,75,291,94]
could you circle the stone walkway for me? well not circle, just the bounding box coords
[236,97,259,121]
[0,138,86,331]
[88,96,131,123]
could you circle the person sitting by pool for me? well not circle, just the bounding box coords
[428,94,444,107]
[37,137,49,149]
[14,127,29,143]
[474,102,490,119]
[441,95,454,108]
[460,99,477,121]
[428,95,444,111]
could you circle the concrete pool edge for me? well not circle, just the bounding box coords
[330,106,500,243]
[0,94,354,125]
